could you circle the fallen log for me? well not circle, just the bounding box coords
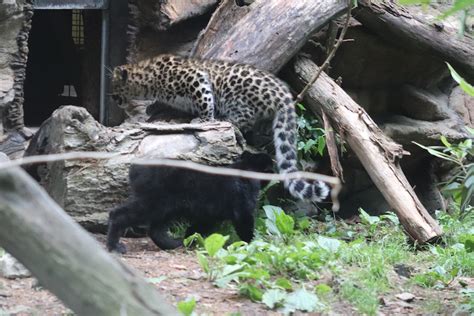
[192,0,348,72]
[130,0,218,31]
[353,0,474,82]
[288,56,443,242]
[157,0,218,30]
[0,166,177,315]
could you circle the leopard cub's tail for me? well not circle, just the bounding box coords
[273,103,330,203]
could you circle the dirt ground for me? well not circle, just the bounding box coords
[0,235,471,315]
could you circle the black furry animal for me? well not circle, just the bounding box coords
[107,151,273,253]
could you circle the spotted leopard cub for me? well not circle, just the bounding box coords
[111,55,329,202]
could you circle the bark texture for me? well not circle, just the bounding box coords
[0,166,177,315]
[0,0,33,158]
[192,0,348,72]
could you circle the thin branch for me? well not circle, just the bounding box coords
[293,0,353,105]
[133,157,340,185]
[0,152,119,169]
[0,152,335,183]
[323,111,344,181]
[0,151,342,211]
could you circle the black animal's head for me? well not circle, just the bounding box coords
[240,151,274,173]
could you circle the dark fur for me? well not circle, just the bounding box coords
[107,152,273,253]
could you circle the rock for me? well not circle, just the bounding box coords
[399,85,451,121]
[25,106,245,231]
[395,292,415,302]
[449,85,474,128]
[0,253,31,279]
[381,114,468,147]
[0,152,8,162]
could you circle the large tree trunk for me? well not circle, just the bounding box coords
[0,0,34,158]
[0,166,177,315]
[288,57,443,242]
[353,0,474,82]
[192,0,348,72]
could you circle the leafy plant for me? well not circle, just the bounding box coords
[414,128,473,215]
[186,206,473,314]
[296,103,327,161]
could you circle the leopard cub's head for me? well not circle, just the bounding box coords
[111,65,132,108]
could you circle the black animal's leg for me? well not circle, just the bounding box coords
[185,221,215,238]
[106,201,147,253]
[149,222,183,250]
[232,206,255,243]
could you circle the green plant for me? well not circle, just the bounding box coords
[177,298,196,316]
[296,103,327,161]
[414,128,473,215]
[186,206,472,314]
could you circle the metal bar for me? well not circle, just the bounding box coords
[33,0,109,10]
[99,8,110,125]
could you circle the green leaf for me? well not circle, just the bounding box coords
[215,271,245,288]
[239,284,263,302]
[315,284,332,296]
[264,205,284,236]
[183,233,205,248]
[204,234,229,257]
[359,208,380,226]
[177,298,196,316]
[221,264,245,277]
[440,136,452,148]
[282,288,324,313]
[275,212,295,236]
[263,205,281,221]
[297,103,306,111]
[297,217,311,230]
[380,212,400,225]
[317,136,326,155]
[460,234,474,252]
[275,278,293,290]
[197,252,209,273]
[466,126,474,136]
[447,63,474,96]
[262,289,287,309]
[317,235,341,253]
